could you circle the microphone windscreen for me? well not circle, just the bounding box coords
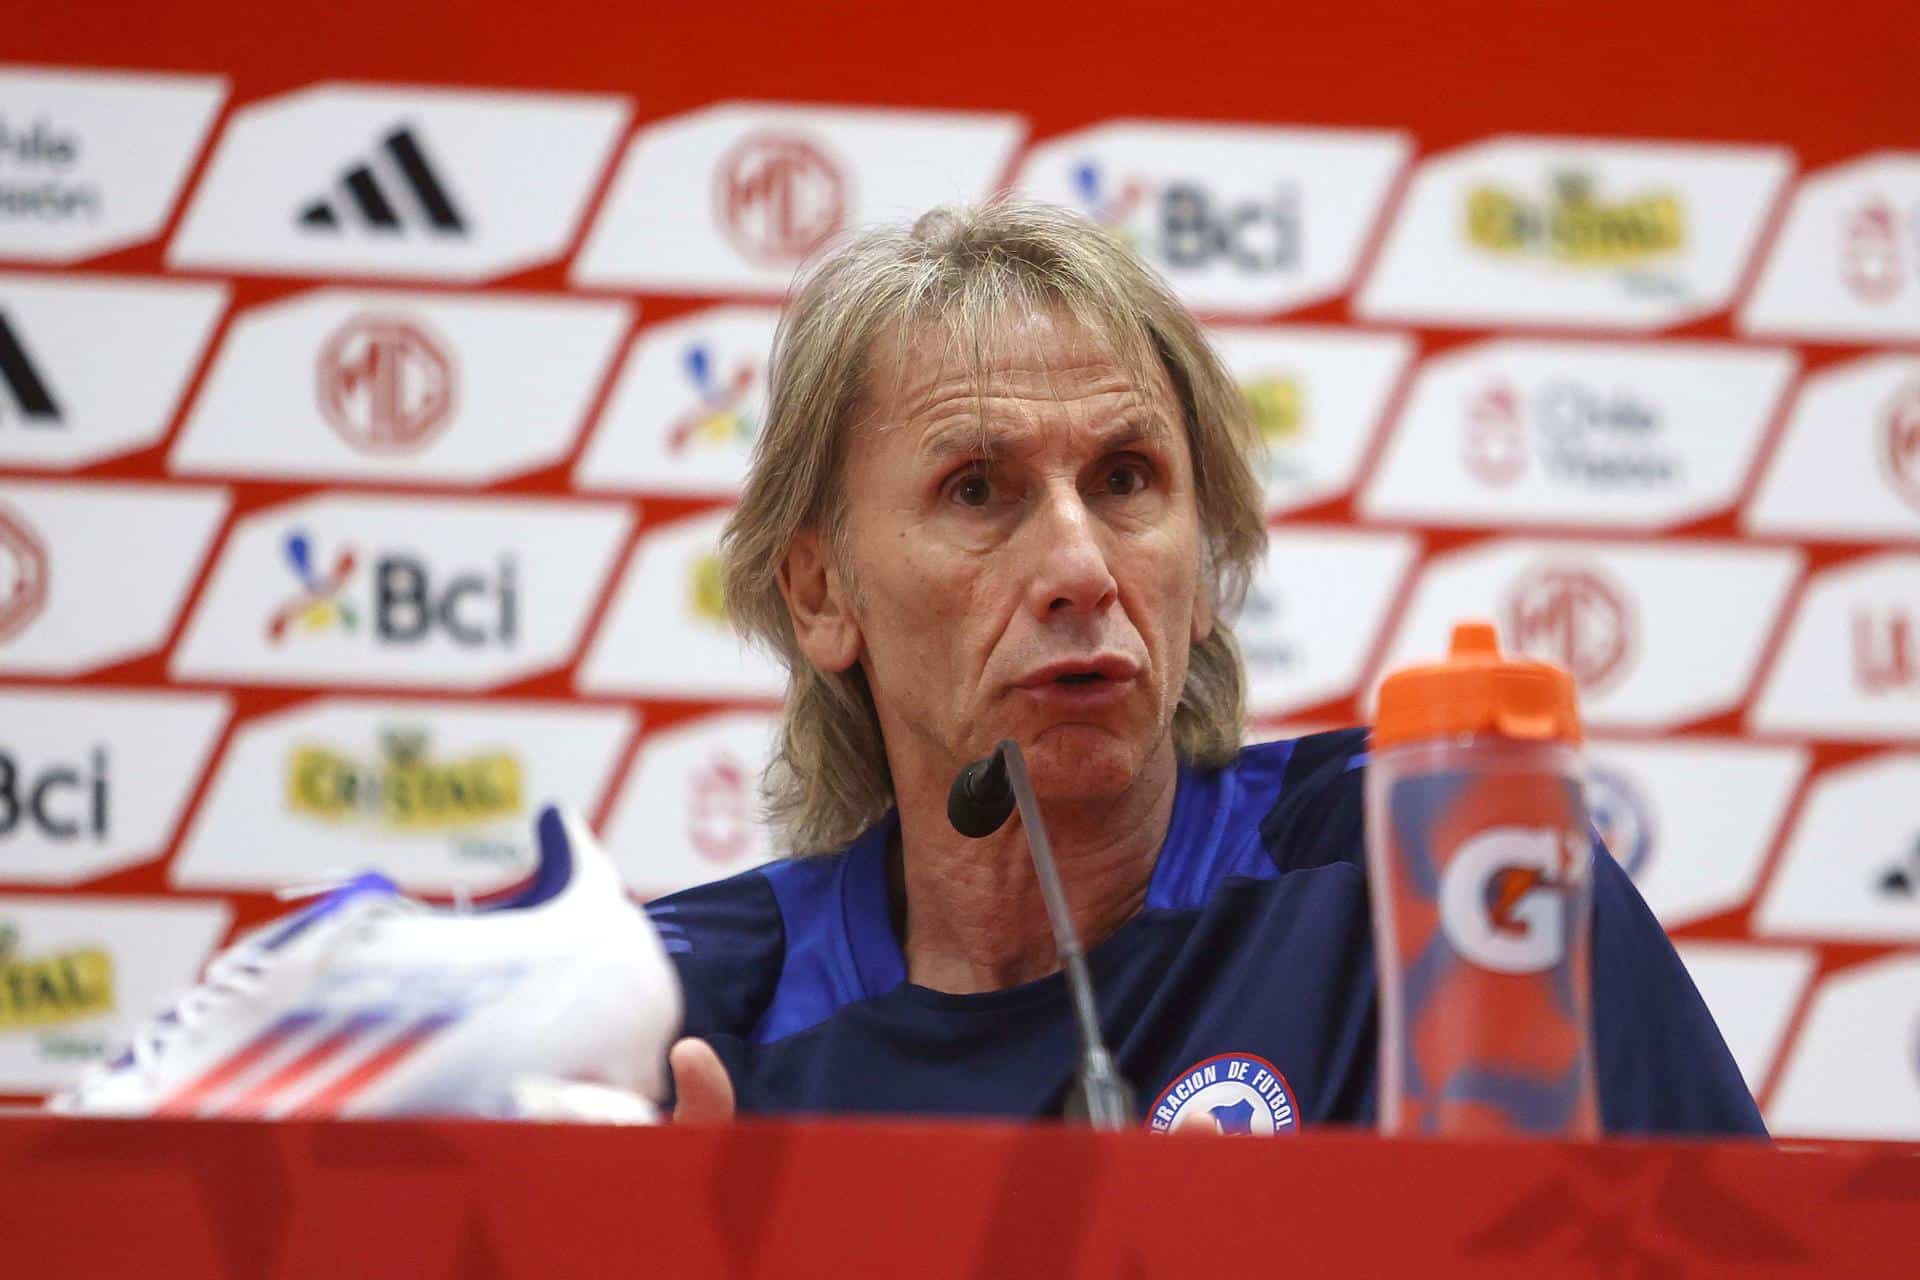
[947,751,1015,838]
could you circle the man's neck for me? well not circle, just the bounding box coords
[889,739,1180,994]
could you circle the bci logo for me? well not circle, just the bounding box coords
[0,747,108,843]
[266,528,517,648]
[1072,160,1301,273]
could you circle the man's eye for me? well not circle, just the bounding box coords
[1104,462,1151,496]
[950,470,992,507]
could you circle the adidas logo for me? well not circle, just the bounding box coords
[296,125,468,236]
[0,312,60,426]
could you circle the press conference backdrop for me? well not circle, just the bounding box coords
[0,3,1915,1137]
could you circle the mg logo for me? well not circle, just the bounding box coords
[1506,565,1635,692]
[1881,380,1920,514]
[0,506,49,643]
[1841,197,1905,304]
[1463,381,1528,487]
[713,131,849,266]
[687,752,755,865]
[317,316,456,455]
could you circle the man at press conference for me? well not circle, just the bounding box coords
[651,197,1762,1135]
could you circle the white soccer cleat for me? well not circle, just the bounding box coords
[49,806,680,1121]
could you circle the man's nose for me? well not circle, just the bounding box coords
[1022,484,1118,619]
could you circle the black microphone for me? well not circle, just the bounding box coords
[945,740,1137,1130]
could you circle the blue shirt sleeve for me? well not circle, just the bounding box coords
[645,866,787,1043]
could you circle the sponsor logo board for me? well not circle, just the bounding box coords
[1745,355,1920,541]
[169,85,628,281]
[1584,738,1807,929]
[0,273,227,470]
[1361,340,1794,528]
[0,481,227,676]
[1755,754,1920,942]
[1016,121,1408,315]
[171,494,629,689]
[1358,137,1790,329]
[573,102,1023,293]
[1742,152,1920,342]
[0,895,230,1093]
[1205,325,1413,514]
[1766,954,1920,1140]
[1750,554,1920,741]
[1239,528,1419,717]
[577,508,784,700]
[604,710,778,895]
[0,66,225,262]
[1372,539,1800,729]
[1670,943,1817,1097]
[172,698,632,894]
[171,288,629,484]
[573,305,777,497]
[0,687,229,884]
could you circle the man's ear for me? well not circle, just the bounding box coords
[778,528,863,673]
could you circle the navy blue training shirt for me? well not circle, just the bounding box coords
[647,728,1765,1136]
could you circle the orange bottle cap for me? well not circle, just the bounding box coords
[1371,619,1582,751]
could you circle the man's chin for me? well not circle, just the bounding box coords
[1017,722,1148,802]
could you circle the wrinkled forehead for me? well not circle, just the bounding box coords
[852,302,1183,448]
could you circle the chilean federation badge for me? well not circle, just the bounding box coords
[1148,1052,1300,1135]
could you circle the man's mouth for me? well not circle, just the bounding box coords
[1016,656,1142,693]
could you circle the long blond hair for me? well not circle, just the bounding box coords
[722,198,1266,854]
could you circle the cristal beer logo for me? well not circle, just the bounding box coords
[0,746,108,845]
[1437,826,1584,973]
[287,728,522,834]
[713,130,849,267]
[1880,379,1920,514]
[1505,565,1635,692]
[688,552,729,624]
[1587,766,1654,880]
[1853,605,1919,695]
[0,311,61,426]
[0,503,49,642]
[266,527,518,649]
[1463,382,1527,487]
[0,921,113,1031]
[668,342,761,455]
[296,124,468,238]
[316,315,456,454]
[1466,171,1685,267]
[688,751,756,864]
[1073,158,1301,274]
[1841,196,1907,304]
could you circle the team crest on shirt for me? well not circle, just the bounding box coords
[1147,1052,1300,1135]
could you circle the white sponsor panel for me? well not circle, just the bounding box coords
[578,509,784,700]
[1767,955,1920,1140]
[173,697,633,894]
[1742,152,1920,342]
[1016,122,1409,316]
[0,481,226,676]
[1586,737,1807,929]
[1745,355,1920,541]
[573,305,777,497]
[573,102,1024,293]
[1357,137,1790,330]
[169,84,627,281]
[0,273,226,469]
[606,710,779,896]
[0,66,224,262]
[1751,554,1920,741]
[1239,528,1418,718]
[1372,540,1800,729]
[1207,325,1413,515]
[0,687,228,884]
[171,494,629,689]
[1361,340,1795,528]
[1671,943,1816,1098]
[1754,754,1920,943]
[171,288,629,484]
[0,894,230,1093]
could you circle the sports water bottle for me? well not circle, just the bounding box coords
[1364,620,1598,1137]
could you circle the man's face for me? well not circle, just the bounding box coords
[809,307,1210,802]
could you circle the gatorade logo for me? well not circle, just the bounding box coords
[1438,826,1583,973]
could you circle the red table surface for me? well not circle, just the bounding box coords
[1,1115,1916,1278]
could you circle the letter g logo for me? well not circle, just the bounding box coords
[1437,827,1570,974]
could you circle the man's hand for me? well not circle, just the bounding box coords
[669,1037,736,1123]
